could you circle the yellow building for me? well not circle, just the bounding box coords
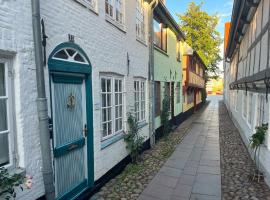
[206,78,224,95]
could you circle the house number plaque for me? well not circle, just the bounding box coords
[67,93,76,109]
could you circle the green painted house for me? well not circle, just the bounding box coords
[153,1,185,133]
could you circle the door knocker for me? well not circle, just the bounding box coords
[67,93,76,109]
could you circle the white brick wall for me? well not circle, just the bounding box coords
[1,0,150,198]
[0,0,45,199]
[41,0,150,181]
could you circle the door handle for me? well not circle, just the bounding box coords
[83,124,88,137]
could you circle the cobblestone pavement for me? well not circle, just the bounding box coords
[219,102,270,200]
[139,97,222,200]
[90,102,208,200]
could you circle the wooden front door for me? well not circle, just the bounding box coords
[52,74,88,200]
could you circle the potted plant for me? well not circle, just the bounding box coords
[249,123,268,182]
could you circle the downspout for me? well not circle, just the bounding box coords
[31,1,55,199]
[148,0,158,147]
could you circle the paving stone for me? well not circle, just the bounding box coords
[159,166,183,178]
[192,180,221,196]
[178,174,195,186]
[197,165,221,175]
[172,184,192,198]
[150,174,179,188]
[190,194,221,200]
[195,173,221,185]
[142,183,174,200]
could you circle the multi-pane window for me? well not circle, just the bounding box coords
[243,92,247,119]
[0,62,11,167]
[80,0,97,10]
[248,93,253,125]
[101,76,123,139]
[105,0,114,17]
[105,0,124,25]
[115,79,123,132]
[136,0,145,42]
[155,81,161,116]
[257,94,269,126]
[134,80,146,122]
[154,19,167,51]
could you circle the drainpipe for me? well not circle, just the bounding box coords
[31,0,55,199]
[148,0,158,147]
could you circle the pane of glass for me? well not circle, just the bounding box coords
[115,106,119,118]
[154,20,162,48]
[0,63,5,96]
[107,94,111,106]
[0,133,9,166]
[162,27,167,51]
[66,49,76,57]
[0,99,7,132]
[74,53,85,63]
[54,50,68,59]
[119,80,122,92]
[102,108,107,122]
[115,119,119,132]
[107,79,111,92]
[102,94,106,107]
[115,94,119,105]
[119,106,122,117]
[115,80,118,92]
[119,93,122,104]
[119,120,122,130]
[108,122,112,135]
[108,108,112,120]
[102,123,107,137]
[101,79,106,92]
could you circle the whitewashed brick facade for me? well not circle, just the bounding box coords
[0,0,151,199]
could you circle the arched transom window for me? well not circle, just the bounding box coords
[52,48,87,64]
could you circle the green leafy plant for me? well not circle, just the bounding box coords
[161,86,171,137]
[0,167,24,200]
[124,113,145,163]
[249,123,268,181]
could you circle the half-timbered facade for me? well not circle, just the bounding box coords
[224,0,270,186]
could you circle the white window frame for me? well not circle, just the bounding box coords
[75,0,98,12]
[100,75,124,140]
[134,79,146,123]
[136,0,146,43]
[105,0,125,29]
[0,59,15,168]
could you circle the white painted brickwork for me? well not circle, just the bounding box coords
[1,0,150,199]
[0,0,45,199]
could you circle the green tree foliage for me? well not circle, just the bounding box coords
[177,2,222,77]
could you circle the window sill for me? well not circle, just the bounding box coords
[138,121,148,129]
[105,15,126,33]
[101,131,125,150]
[154,46,169,57]
[136,38,147,47]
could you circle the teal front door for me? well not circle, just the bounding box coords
[52,74,88,199]
[48,43,94,199]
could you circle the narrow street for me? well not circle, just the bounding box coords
[139,96,222,200]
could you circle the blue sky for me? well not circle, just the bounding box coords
[166,0,233,38]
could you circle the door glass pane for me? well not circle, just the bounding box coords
[0,63,5,96]
[0,132,9,166]
[0,99,7,132]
